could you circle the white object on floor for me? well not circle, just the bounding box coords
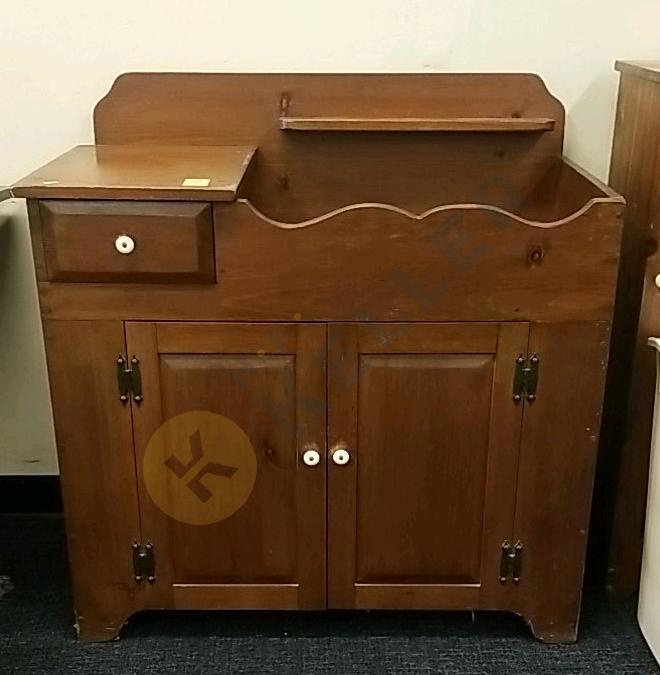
[639,337,660,664]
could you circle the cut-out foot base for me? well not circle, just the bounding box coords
[74,611,131,642]
[526,615,579,644]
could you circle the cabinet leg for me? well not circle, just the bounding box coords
[73,609,132,642]
[523,614,579,644]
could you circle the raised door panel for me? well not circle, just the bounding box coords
[328,322,529,609]
[43,321,143,640]
[356,353,494,584]
[126,322,326,610]
[158,353,297,584]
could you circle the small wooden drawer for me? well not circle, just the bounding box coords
[39,200,215,284]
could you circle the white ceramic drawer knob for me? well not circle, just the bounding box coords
[332,447,351,465]
[302,449,321,466]
[655,273,660,290]
[115,234,135,255]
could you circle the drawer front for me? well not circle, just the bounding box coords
[40,200,215,283]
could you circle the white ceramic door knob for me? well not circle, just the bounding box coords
[115,234,135,254]
[302,449,321,466]
[332,448,350,465]
[655,273,660,289]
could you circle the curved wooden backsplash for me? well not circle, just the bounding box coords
[93,73,567,220]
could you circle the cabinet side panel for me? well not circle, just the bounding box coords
[513,321,610,643]
[600,72,660,596]
[27,199,48,281]
[43,320,142,640]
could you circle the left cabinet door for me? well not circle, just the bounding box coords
[44,321,143,640]
[126,322,327,610]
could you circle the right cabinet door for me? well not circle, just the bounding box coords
[328,322,529,609]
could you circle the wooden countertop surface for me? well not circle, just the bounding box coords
[12,144,257,201]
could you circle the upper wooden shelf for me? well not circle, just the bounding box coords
[279,116,556,132]
[11,144,257,201]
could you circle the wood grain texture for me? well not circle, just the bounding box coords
[169,584,299,609]
[596,66,660,597]
[35,199,622,323]
[126,322,326,611]
[238,191,620,230]
[91,73,565,221]
[43,321,143,641]
[155,323,297,354]
[512,322,611,643]
[327,324,359,608]
[279,117,556,132]
[356,353,494,584]
[327,322,527,610]
[616,60,660,85]
[12,145,256,201]
[26,199,48,282]
[478,322,530,610]
[357,322,498,353]
[606,245,660,596]
[39,200,215,284]
[22,73,624,642]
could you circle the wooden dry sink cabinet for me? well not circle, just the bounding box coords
[12,73,624,643]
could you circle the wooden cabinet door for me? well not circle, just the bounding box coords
[327,322,529,609]
[126,322,326,610]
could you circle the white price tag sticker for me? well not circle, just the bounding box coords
[182,178,211,187]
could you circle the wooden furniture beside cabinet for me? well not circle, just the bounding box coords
[12,73,624,643]
[598,60,660,597]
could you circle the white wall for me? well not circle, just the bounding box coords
[1,0,660,473]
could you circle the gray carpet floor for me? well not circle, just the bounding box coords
[0,515,658,674]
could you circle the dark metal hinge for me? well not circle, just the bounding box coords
[499,540,523,583]
[513,353,539,402]
[117,355,142,404]
[132,541,155,583]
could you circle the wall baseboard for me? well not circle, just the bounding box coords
[0,475,62,514]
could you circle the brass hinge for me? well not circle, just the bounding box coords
[499,540,523,583]
[513,353,539,402]
[117,355,142,404]
[132,541,155,583]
